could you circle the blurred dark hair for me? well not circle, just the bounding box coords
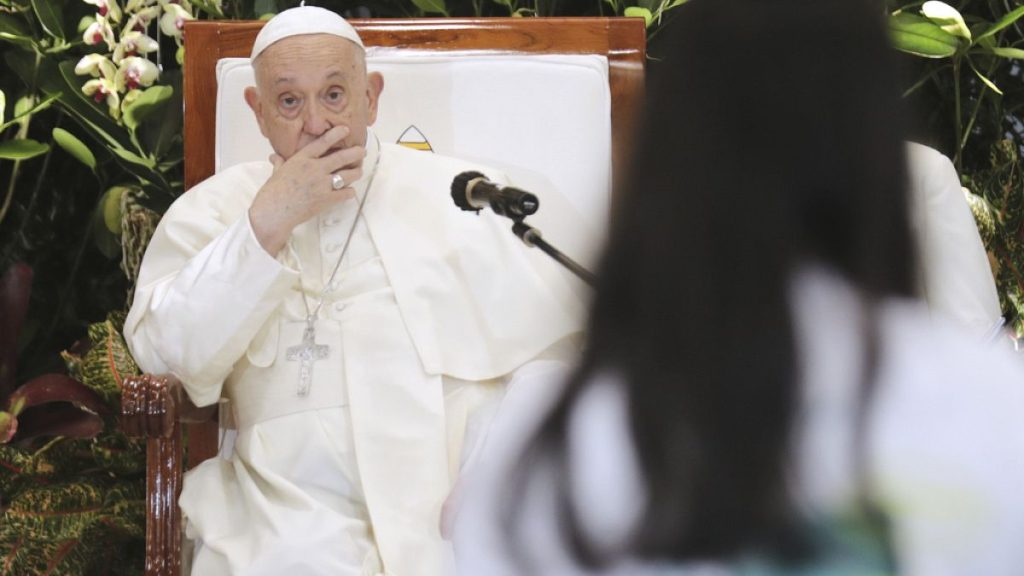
[506,0,913,568]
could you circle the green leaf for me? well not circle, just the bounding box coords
[0,89,5,125]
[13,95,33,118]
[0,477,145,573]
[4,49,36,89]
[973,29,997,51]
[30,0,64,40]
[0,139,49,160]
[190,0,225,17]
[0,13,32,46]
[20,93,57,117]
[974,4,1024,43]
[122,85,173,131]
[91,199,121,258]
[624,6,653,27]
[109,149,173,197]
[110,146,155,169]
[0,94,60,131]
[889,12,960,58]
[0,13,28,37]
[100,185,127,234]
[52,128,97,170]
[968,60,1003,95]
[81,316,141,404]
[410,0,448,16]
[2,482,105,540]
[988,46,1024,60]
[963,189,997,240]
[139,71,182,158]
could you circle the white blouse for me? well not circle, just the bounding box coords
[454,267,1024,575]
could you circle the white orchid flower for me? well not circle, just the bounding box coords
[113,31,159,63]
[120,88,144,112]
[82,17,115,50]
[159,3,193,38]
[75,54,118,80]
[115,56,159,92]
[83,0,123,23]
[83,78,121,118]
[124,6,160,33]
[922,1,972,42]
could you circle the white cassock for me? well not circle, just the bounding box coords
[124,131,586,575]
[906,142,1002,338]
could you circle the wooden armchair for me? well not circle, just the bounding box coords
[120,17,645,576]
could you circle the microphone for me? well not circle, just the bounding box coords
[451,171,539,219]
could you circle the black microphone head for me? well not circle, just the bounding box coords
[508,190,539,218]
[451,171,485,212]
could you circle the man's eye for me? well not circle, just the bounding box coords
[326,90,344,103]
[280,95,300,108]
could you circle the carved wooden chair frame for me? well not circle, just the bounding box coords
[120,17,645,576]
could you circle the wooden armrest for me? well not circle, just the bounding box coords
[120,374,216,576]
[120,374,217,439]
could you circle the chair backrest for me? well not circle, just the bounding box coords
[183,17,646,468]
[217,52,613,255]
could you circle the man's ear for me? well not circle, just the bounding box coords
[366,72,384,126]
[244,86,268,137]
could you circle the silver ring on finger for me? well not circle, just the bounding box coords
[331,173,346,190]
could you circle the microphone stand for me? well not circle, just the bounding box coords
[510,219,596,287]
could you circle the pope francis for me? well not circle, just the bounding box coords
[124,6,584,575]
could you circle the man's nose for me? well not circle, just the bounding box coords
[302,102,332,136]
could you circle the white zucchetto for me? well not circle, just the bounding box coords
[250,5,365,60]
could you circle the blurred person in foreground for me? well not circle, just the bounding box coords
[452,0,1024,574]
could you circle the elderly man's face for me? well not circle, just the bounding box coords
[244,34,383,159]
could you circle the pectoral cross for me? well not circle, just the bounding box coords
[286,321,329,397]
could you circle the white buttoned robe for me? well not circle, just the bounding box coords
[124,133,586,575]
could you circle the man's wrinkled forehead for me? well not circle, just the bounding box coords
[252,34,365,87]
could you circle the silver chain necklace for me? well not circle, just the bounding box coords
[286,134,382,396]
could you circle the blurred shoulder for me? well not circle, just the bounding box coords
[795,265,1018,395]
[878,297,1021,399]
